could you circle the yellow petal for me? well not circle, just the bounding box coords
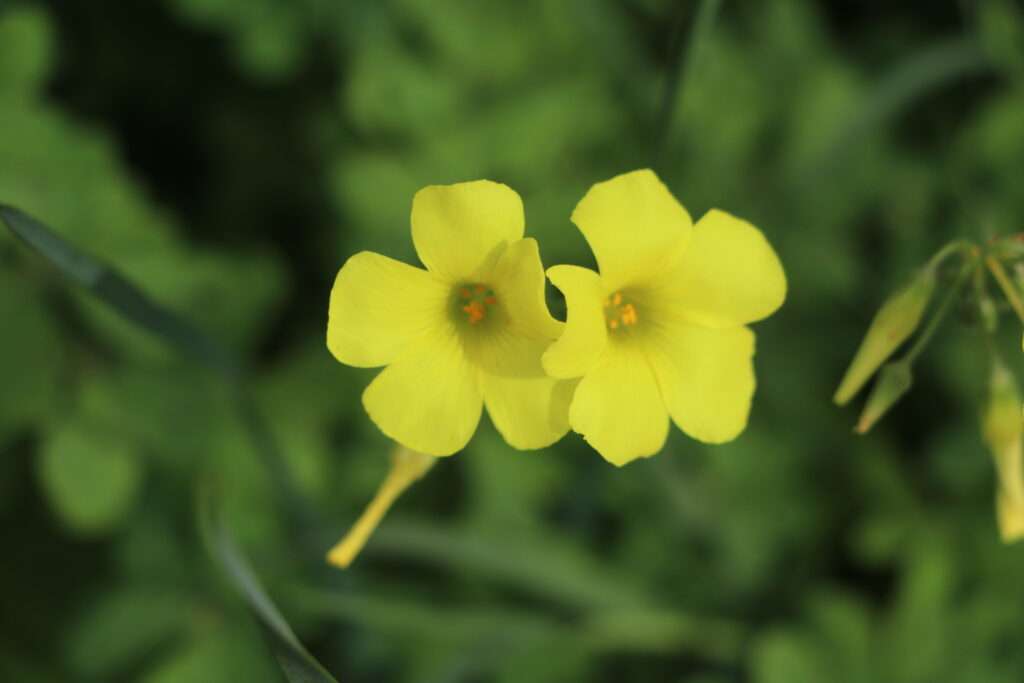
[647,323,755,444]
[657,209,785,328]
[460,239,561,378]
[482,373,577,450]
[543,265,608,379]
[411,180,525,282]
[327,252,448,368]
[490,238,562,340]
[570,169,692,291]
[997,493,1024,543]
[363,327,482,456]
[568,345,669,466]
[326,446,435,569]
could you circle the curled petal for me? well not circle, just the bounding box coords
[490,238,562,340]
[543,265,607,379]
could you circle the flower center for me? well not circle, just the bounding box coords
[455,283,498,326]
[604,291,639,331]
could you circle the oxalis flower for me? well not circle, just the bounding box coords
[327,180,572,456]
[543,169,786,466]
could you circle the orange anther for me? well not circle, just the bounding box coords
[609,319,620,330]
[621,303,638,326]
[484,295,497,305]
[475,284,487,295]
[463,301,486,324]
[460,288,471,299]
[612,292,623,306]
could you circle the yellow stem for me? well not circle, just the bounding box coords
[986,256,1024,325]
[327,446,435,569]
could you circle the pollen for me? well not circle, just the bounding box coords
[604,291,639,332]
[454,282,498,326]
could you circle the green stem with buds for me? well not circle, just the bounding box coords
[903,258,975,364]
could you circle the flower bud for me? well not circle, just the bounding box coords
[982,358,1024,543]
[854,361,913,434]
[834,268,935,405]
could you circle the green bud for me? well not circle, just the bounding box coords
[835,268,935,405]
[981,358,1024,542]
[854,361,913,434]
[978,295,999,334]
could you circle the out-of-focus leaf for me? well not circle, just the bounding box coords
[0,7,53,95]
[142,628,279,683]
[201,495,339,683]
[371,519,650,609]
[0,270,60,438]
[805,38,991,180]
[653,0,722,164]
[65,587,191,678]
[38,420,143,535]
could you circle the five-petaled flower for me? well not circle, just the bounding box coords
[327,180,573,456]
[543,169,786,466]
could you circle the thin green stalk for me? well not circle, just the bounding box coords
[651,0,722,168]
[902,259,975,363]
[927,239,976,272]
[986,256,1024,324]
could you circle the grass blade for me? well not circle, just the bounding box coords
[1,203,316,539]
[201,493,340,683]
[0,203,238,378]
[652,0,723,167]
[803,37,991,181]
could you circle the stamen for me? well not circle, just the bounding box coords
[604,291,640,332]
[454,283,498,325]
[463,301,486,324]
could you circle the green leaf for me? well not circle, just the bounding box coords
[1,203,311,529]
[371,519,651,610]
[65,587,191,678]
[0,270,60,438]
[805,38,991,180]
[201,493,339,683]
[38,421,143,535]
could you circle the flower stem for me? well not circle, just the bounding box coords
[327,446,436,569]
[902,259,974,364]
[986,256,1024,325]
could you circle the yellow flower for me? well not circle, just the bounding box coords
[327,180,572,456]
[544,169,786,466]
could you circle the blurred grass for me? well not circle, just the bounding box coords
[3,1,1024,682]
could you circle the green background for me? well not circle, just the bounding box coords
[2,1,1024,681]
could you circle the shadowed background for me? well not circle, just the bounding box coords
[2,0,1024,681]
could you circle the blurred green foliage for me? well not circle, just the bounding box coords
[2,0,1024,681]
